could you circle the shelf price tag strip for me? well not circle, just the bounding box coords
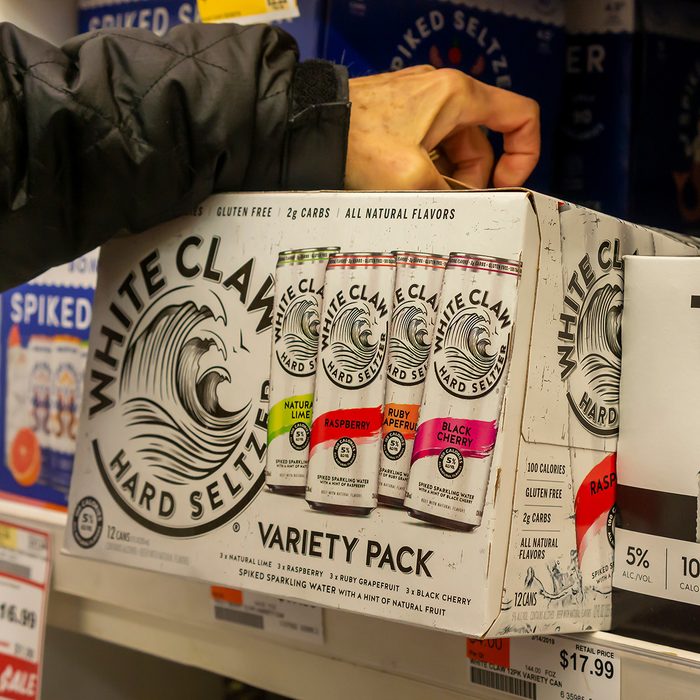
[0,521,50,700]
[211,586,324,644]
[467,636,620,700]
[197,0,299,24]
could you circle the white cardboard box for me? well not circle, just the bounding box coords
[63,190,700,637]
[614,256,700,649]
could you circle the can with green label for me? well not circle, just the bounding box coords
[266,247,339,496]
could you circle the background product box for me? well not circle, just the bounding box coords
[614,256,700,652]
[322,0,565,192]
[63,190,699,637]
[556,0,700,229]
[0,252,98,509]
[77,0,326,59]
[631,0,700,230]
[555,0,635,217]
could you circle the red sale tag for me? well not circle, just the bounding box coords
[210,586,243,605]
[0,521,50,700]
[466,638,511,669]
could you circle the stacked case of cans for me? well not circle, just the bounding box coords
[556,0,700,230]
[0,253,98,508]
[63,190,700,637]
[77,0,328,59]
[322,0,566,191]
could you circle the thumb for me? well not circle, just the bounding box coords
[346,145,450,191]
[394,149,451,190]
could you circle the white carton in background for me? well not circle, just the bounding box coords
[63,190,700,637]
[614,256,700,650]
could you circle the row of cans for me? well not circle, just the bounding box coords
[266,247,522,530]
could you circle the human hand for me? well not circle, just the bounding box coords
[345,66,540,190]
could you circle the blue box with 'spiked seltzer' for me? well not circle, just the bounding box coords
[556,0,700,229]
[322,0,566,192]
[0,252,98,509]
[78,0,327,60]
[555,0,635,218]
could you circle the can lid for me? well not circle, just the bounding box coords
[278,246,341,255]
[393,251,449,267]
[392,251,448,258]
[327,252,396,268]
[276,247,340,266]
[447,253,522,275]
[331,251,390,257]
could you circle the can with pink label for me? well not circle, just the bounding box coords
[404,253,522,530]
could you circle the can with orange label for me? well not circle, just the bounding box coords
[378,251,447,507]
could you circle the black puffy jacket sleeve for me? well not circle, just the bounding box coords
[0,22,350,289]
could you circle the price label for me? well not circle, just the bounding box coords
[197,0,299,25]
[0,522,50,700]
[559,648,616,680]
[211,586,324,644]
[467,636,619,700]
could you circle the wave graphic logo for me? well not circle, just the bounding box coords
[322,300,388,389]
[558,238,625,437]
[119,286,251,487]
[561,275,623,436]
[275,294,320,377]
[433,303,510,400]
[388,300,432,386]
[577,281,623,405]
[83,238,274,538]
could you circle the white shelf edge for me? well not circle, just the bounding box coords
[2,499,700,699]
[47,590,479,700]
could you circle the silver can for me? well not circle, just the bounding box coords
[306,252,396,516]
[405,253,522,530]
[378,251,448,507]
[266,247,339,495]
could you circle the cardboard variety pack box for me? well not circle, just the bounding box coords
[78,0,327,59]
[62,189,700,637]
[322,0,565,193]
[613,256,700,651]
[0,252,98,509]
[556,0,700,229]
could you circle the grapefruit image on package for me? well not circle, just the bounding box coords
[9,427,41,486]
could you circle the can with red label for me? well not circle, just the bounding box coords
[266,247,339,496]
[306,252,395,516]
[378,251,447,507]
[405,253,522,530]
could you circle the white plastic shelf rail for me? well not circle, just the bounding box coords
[1,499,699,699]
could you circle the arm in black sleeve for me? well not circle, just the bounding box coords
[0,22,350,290]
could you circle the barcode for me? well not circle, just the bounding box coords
[0,559,31,580]
[470,666,537,699]
[214,605,264,629]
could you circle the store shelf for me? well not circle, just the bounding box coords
[3,499,700,699]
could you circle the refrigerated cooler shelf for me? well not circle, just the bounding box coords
[2,498,699,700]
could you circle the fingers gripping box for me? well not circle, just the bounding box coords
[63,191,700,637]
